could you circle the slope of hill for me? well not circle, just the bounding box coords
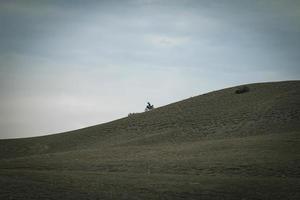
[0,81,300,200]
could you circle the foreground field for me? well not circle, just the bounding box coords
[1,131,299,199]
[0,81,300,199]
[1,170,300,200]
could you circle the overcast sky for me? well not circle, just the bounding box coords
[0,0,299,139]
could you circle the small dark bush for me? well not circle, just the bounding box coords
[235,85,250,94]
[128,113,136,117]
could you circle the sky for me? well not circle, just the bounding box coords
[0,0,299,139]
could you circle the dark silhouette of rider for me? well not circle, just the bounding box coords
[146,102,154,111]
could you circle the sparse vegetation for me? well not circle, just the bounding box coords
[235,85,250,94]
[128,113,136,117]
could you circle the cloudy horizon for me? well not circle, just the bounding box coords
[0,0,299,139]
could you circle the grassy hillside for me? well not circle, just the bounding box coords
[0,81,300,199]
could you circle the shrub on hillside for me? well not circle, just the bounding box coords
[235,85,250,94]
[128,113,136,117]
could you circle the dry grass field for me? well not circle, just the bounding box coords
[0,81,300,199]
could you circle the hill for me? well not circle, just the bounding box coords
[0,81,300,199]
